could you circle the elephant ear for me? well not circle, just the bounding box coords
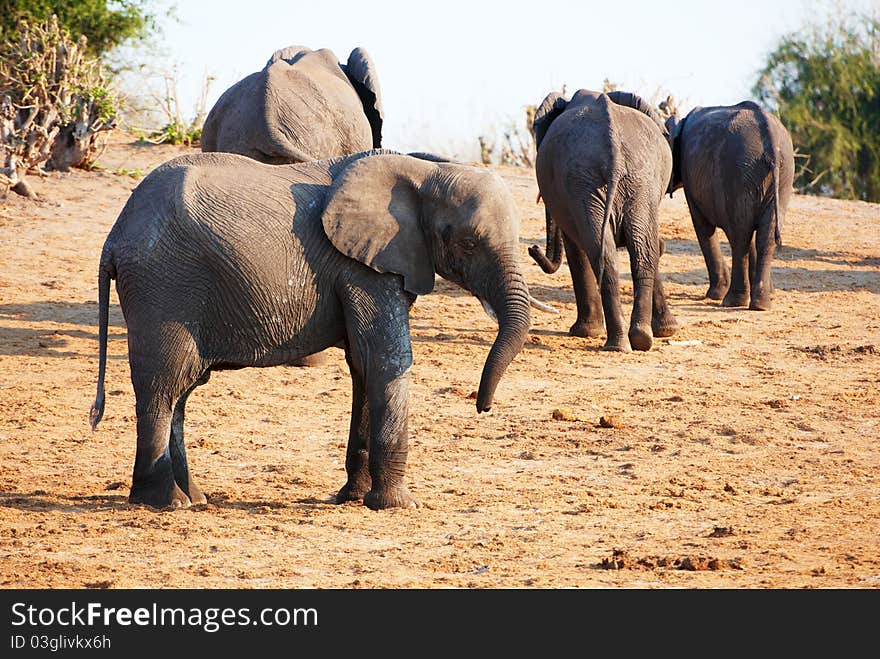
[321,155,434,295]
[667,112,689,195]
[606,90,669,138]
[341,47,384,148]
[533,92,569,148]
[265,44,311,68]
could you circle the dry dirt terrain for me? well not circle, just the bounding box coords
[1,133,878,589]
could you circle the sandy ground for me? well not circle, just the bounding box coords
[1,133,878,589]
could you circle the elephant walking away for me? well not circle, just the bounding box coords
[529,89,678,351]
[666,101,795,310]
[90,150,536,511]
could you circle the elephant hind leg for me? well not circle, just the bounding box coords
[128,325,204,510]
[722,229,752,308]
[335,347,371,504]
[749,206,777,311]
[129,403,191,509]
[170,371,211,505]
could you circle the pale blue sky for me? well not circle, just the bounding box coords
[140,0,877,159]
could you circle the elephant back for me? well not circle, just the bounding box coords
[606,91,669,138]
[263,54,373,158]
[265,44,313,67]
[202,47,374,164]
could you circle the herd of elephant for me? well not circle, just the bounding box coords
[89,45,796,511]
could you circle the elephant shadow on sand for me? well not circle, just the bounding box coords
[526,238,880,306]
[0,302,126,358]
[0,489,330,514]
[659,238,880,295]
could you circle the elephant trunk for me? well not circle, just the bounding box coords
[528,207,563,274]
[476,262,531,413]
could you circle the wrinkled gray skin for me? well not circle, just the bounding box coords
[201,45,384,368]
[666,101,795,310]
[201,45,383,164]
[89,151,531,511]
[529,90,678,351]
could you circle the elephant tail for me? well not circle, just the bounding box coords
[596,172,619,292]
[89,256,114,431]
[772,154,782,248]
[528,205,564,274]
[754,103,784,248]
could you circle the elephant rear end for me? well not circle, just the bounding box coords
[682,103,793,233]
[678,102,795,309]
[108,154,343,375]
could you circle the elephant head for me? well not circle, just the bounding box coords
[321,154,531,412]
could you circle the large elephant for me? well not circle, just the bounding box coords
[665,101,795,310]
[528,90,678,351]
[201,45,383,164]
[89,150,535,511]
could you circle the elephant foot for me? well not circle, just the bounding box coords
[706,283,730,300]
[291,352,328,367]
[129,480,192,510]
[628,325,653,351]
[335,476,371,503]
[186,479,207,505]
[363,485,420,510]
[652,313,679,338]
[749,283,773,311]
[602,334,631,352]
[749,297,772,311]
[569,320,605,338]
[722,291,750,308]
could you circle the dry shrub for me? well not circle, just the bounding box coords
[0,15,118,198]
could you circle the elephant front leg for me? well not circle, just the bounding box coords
[363,371,418,510]
[688,202,730,300]
[342,284,419,510]
[562,234,604,338]
[335,353,371,503]
[651,239,678,338]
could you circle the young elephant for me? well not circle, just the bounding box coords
[201,45,383,164]
[666,101,795,310]
[90,151,533,511]
[529,90,678,351]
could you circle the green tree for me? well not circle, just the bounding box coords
[753,12,880,202]
[0,0,160,57]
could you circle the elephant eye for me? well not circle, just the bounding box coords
[458,237,477,252]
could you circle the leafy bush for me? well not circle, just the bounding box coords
[0,0,160,57]
[753,11,880,201]
[0,15,121,197]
